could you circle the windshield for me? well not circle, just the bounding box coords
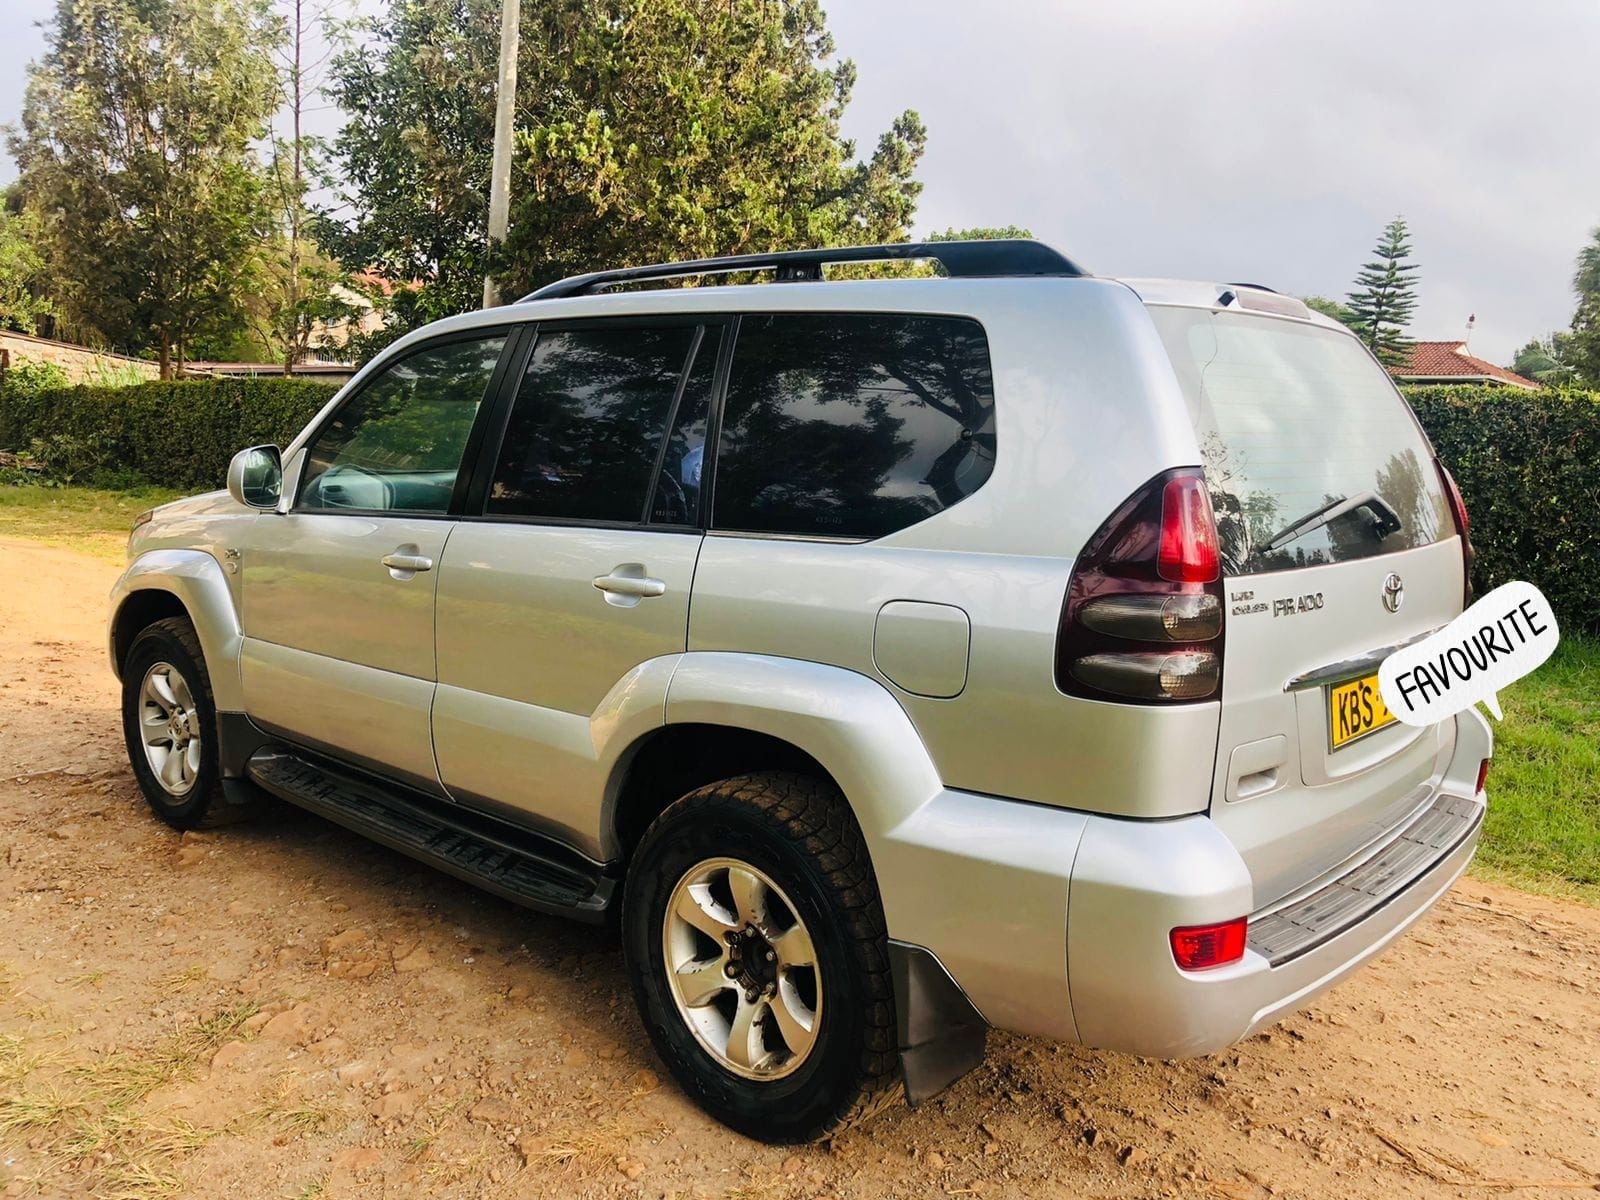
[1149,306,1452,576]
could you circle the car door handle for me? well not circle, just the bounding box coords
[592,572,666,599]
[381,552,434,573]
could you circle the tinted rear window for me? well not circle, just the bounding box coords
[487,324,698,523]
[1150,307,1451,576]
[713,313,996,538]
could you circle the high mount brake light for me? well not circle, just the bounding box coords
[1056,468,1226,704]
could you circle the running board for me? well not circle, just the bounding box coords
[245,749,615,923]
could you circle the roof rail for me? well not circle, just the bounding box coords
[518,239,1086,302]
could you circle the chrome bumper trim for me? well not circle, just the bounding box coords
[1282,626,1441,692]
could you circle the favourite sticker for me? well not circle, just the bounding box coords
[1377,581,1559,724]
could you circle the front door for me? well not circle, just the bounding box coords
[433,319,721,852]
[238,331,513,791]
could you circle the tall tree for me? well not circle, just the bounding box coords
[322,0,926,339]
[1568,225,1600,387]
[9,0,282,376]
[0,192,53,335]
[1303,295,1359,329]
[928,225,1034,241]
[1345,217,1420,366]
[1511,333,1577,386]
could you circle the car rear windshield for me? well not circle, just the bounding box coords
[1149,305,1452,577]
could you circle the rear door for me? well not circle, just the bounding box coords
[431,319,721,851]
[1149,305,1465,907]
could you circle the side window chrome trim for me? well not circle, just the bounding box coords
[706,529,869,545]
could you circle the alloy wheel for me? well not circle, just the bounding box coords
[661,857,822,1080]
[137,661,202,797]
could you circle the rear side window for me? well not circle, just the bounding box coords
[1150,307,1451,576]
[487,324,699,523]
[713,313,996,539]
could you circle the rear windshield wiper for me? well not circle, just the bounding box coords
[1262,491,1403,554]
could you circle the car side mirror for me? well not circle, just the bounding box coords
[227,445,283,509]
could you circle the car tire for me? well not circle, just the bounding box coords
[121,616,253,830]
[623,771,900,1143]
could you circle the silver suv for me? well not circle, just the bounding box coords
[110,241,1492,1142]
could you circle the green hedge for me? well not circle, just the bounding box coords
[1,374,1594,636]
[0,378,336,491]
[1404,384,1600,637]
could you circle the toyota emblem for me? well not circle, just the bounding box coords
[1381,572,1404,613]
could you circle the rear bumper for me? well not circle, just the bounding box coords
[1067,795,1481,1057]
[1064,706,1492,1057]
[879,708,1492,1060]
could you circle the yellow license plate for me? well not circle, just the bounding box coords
[1328,673,1396,750]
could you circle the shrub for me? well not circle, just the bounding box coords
[0,377,336,491]
[1,359,71,399]
[1404,384,1600,637]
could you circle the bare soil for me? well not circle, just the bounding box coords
[1,537,1597,1200]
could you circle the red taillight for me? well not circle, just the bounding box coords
[1056,468,1226,704]
[1170,918,1248,971]
[1436,458,1474,603]
[1158,475,1221,583]
[1475,758,1490,796]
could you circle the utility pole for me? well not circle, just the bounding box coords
[285,0,305,373]
[483,0,520,309]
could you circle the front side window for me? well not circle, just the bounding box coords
[299,335,507,513]
[713,313,996,539]
[487,324,700,523]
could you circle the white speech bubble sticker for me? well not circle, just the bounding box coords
[1378,581,1558,725]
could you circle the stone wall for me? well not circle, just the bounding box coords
[0,331,160,384]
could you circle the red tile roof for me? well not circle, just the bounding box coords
[1392,341,1538,389]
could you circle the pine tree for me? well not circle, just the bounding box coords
[1345,217,1420,366]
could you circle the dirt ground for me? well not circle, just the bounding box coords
[1,537,1596,1200]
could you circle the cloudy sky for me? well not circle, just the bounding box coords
[4,0,1596,364]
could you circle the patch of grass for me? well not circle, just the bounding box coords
[0,483,183,558]
[157,965,207,995]
[405,1129,439,1163]
[424,1144,497,1187]
[0,1004,262,1197]
[0,1032,63,1086]
[1473,634,1600,905]
[529,1113,660,1173]
[261,1072,348,1137]
[0,1082,95,1135]
[78,1001,258,1106]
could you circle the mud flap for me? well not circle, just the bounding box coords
[889,940,988,1106]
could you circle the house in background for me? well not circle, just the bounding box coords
[1391,341,1539,390]
[306,270,393,361]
